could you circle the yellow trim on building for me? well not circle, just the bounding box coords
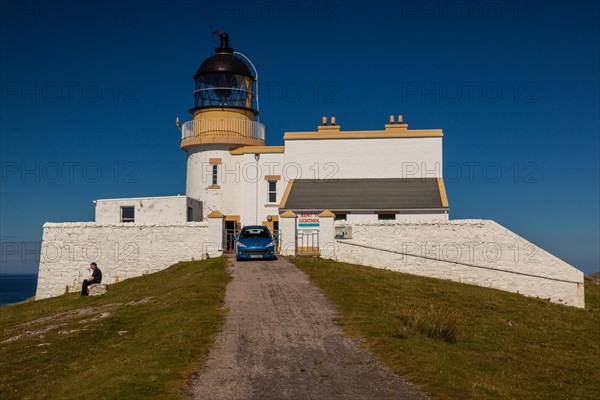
[229,146,285,155]
[297,246,319,253]
[318,210,336,218]
[264,175,281,181]
[224,215,240,222]
[437,177,449,208]
[279,179,295,208]
[280,210,297,218]
[207,210,224,218]
[283,129,443,140]
[208,158,222,165]
[181,136,264,150]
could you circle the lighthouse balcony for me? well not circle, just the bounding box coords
[180,118,265,149]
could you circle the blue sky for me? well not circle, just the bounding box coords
[0,0,598,275]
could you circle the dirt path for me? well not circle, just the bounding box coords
[191,256,425,400]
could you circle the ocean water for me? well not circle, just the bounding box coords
[0,274,38,306]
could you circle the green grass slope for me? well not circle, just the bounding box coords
[0,258,229,400]
[292,257,600,400]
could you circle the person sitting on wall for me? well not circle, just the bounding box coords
[81,262,102,296]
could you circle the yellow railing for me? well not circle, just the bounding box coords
[181,119,265,142]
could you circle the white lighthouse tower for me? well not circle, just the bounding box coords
[181,32,265,221]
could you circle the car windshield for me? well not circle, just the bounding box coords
[239,227,271,239]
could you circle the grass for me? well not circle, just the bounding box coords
[291,257,600,400]
[0,257,230,400]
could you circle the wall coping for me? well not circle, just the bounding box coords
[43,222,209,228]
[333,218,490,227]
[95,195,190,202]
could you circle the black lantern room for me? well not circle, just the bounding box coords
[190,32,258,115]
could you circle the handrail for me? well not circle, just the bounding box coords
[181,119,265,141]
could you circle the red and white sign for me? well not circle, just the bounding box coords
[298,213,320,228]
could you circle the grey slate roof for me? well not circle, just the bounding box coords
[281,178,445,210]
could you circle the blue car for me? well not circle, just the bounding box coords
[235,225,277,261]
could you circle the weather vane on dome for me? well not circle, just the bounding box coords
[212,29,231,51]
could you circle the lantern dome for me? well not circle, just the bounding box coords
[190,32,258,115]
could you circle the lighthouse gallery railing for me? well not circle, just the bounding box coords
[181,119,265,142]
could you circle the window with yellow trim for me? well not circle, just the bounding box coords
[267,181,277,203]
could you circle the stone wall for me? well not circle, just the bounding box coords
[327,219,585,308]
[36,222,212,299]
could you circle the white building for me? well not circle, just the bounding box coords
[98,33,449,240]
[35,32,585,308]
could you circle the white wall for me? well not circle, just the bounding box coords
[395,211,448,221]
[284,137,442,179]
[328,220,584,308]
[95,196,198,224]
[186,145,241,217]
[341,212,447,223]
[239,152,285,226]
[185,137,442,224]
[36,222,212,299]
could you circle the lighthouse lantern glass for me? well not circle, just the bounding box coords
[194,73,254,109]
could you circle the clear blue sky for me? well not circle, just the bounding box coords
[1,0,598,275]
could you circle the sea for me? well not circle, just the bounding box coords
[0,274,38,306]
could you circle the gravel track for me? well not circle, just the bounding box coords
[191,256,425,400]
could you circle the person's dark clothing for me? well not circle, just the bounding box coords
[92,267,102,282]
[81,267,102,296]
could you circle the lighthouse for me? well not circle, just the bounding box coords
[181,32,265,221]
[34,32,586,309]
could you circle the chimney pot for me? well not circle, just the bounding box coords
[389,115,395,124]
[398,115,403,124]
[331,116,336,125]
[322,116,328,126]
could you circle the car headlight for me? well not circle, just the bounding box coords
[266,241,275,247]
[237,242,247,248]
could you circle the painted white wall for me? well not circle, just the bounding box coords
[238,152,285,226]
[279,216,297,256]
[346,213,378,222]
[395,211,448,221]
[186,145,241,217]
[284,137,442,179]
[36,222,211,300]
[339,212,447,223]
[326,219,584,308]
[184,136,443,225]
[95,196,199,224]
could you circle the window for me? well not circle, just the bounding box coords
[378,213,396,221]
[240,226,272,239]
[121,206,135,223]
[187,207,193,222]
[212,165,218,185]
[267,180,277,203]
[334,213,347,221]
